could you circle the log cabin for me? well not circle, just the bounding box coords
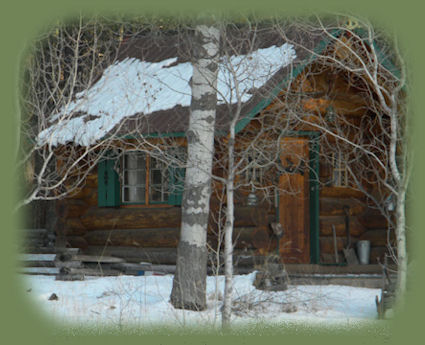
[34,26,400,269]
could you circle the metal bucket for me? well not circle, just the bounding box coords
[357,240,370,265]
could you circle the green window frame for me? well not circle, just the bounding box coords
[97,149,186,207]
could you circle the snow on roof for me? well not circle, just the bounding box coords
[38,43,296,146]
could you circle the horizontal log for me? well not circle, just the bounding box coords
[84,246,268,266]
[369,246,388,264]
[64,200,89,218]
[84,228,180,248]
[359,229,394,247]
[234,206,269,227]
[64,218,87,236]
[320,252,345,264]
[251,227,272,250]
[83,174,98,188]
[209,227,261,250]
[68,185,97,200]
[81,207,181,230]
[359,214,389,229]
[319,215,366,237]
[84,191,99,207]
[320,187,365,199]
[323,246,391,265]
[84,226,261,250]
[74,254,125,263]
[21,260,56,268]
[66,236,88,250]
[85,246,178,265]
[54,260,83,268]
[59,267,121,277]
[320,197,365,216]
[320,236,346,254]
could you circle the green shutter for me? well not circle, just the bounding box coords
[168,165,185,206]
[98,157,120,207]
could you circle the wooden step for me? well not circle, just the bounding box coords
[58,267,121,277]
[73,254,125,264]
[20,247,56,254]
[54,261,83,268]
[19,267,59,275]
[21,261,56,268]
[22,247,79,254]
[19,254,56,261]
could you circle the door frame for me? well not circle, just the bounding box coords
[276,131,320,264]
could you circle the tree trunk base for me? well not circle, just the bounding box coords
[170,241,208,311]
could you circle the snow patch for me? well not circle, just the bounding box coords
[22,273,381,328]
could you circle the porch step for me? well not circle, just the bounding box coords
[287,273,393,289]
[283,264,385,275]
[20,267,59,275]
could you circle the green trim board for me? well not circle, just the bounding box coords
[97,155,121,207]
[234,29,341,135]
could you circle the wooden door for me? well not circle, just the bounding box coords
[279,137,310,263]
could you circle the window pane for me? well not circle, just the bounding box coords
[150,157,161,169]
[150,189,162,202]
[125,152,145,169]
[152,170,162,185]
[124,170,145,186]
[124,187,145,203]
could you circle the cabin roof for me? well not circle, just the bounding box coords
[37,27,399,147]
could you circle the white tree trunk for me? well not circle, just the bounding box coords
[395,183,408,303]
[170,24,220,311]
[222,124,235,327]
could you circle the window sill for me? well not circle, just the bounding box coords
[120,204,175,209]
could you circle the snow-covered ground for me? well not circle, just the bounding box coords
[21,272,380,329]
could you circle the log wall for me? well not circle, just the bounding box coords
[60,167,391,265]
[58,67,393,266]
[59,169,276,265]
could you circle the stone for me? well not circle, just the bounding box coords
[253,255,288,291]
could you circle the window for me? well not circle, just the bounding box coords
[97,149,185,207]
[331,152,349,187]
[122,152,169,204]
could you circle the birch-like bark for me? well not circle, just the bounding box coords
[395,184,407,301]
[222,122,235,327]
[170,24,220,311]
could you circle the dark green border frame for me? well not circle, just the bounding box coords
[3,2,421,342]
